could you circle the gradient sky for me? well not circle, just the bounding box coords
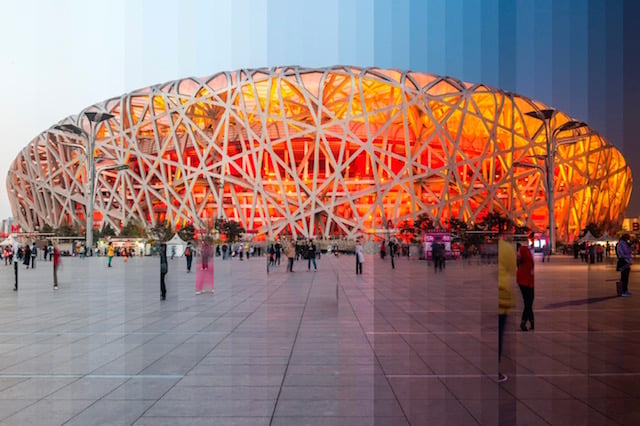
[2,0,639,221]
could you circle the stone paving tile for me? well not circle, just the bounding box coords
[145,399,276,417]
[1,254,640,424]
[0,377,77,399]
[45,376,128,400]
[0,398,95,425]
[274,398,406,417]
[0,400,39,422]
[459,398,549,425]
[582,397,640,425]
[134,417,272,426]
[103,377,182,400]
[398,398,481,425]
[63,399,157,426]
[271,417,410,426]
[278,384,397,400]
[162,385,280,400]
[522,398,620,425]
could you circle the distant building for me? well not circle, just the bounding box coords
[1,217,15,236]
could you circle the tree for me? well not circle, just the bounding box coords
[221,219,245,243]
[120,219,146,238]
[478,211,514,234]
[414,213,435,233]
[397,219,417,243]
[55,224,78,237]
[102,224,116,237]
[582,222,602,238]
[92,228,102,243]
[148,221,174,242]
[178,223,196,242]
[446,218,468,234]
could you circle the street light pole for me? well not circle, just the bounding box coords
[53,112,115,254]
[521,109,588,254]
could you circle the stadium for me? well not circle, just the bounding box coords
[6,66,632,241]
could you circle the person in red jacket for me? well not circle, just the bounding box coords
[53,246,61,290]
[516,239,535,331]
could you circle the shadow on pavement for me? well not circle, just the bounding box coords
[544,295,619,309]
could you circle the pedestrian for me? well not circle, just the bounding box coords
[307,240,317,271]
[107,242,115,267]
[355,240,364,275]
[13,241,19,291]
[23,243,31,269]
[30,242,37,269]
[380,240,386,260]
[516,239,535,331]
[53,246,61,290]
[201,242,213,270]
[389,239,396,269]
[268,244,275,266]
[616,233,633,297]
[275,241,282,265]
[285,243,295,272]
[160,243,168,300]
[498,239,516,382]
[432,238,445,272]
[185,242,193,273]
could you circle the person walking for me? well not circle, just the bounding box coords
[516,240,535,331]
[616,233,633,297]
[285,243,295,272]
[13,241,19,291]
[201,242,212,270]
[498,239,516,382]
[30,242,37,269]
[307,240,317,271]
[23,243,31,269]
[355,241,364,275]
[389,240,396,269]
[432,238,445,272]
[107,242,115,268]
[53,246,61,290]
[275,241,282,266]
[185,242,194,273]
[160,243,168,300]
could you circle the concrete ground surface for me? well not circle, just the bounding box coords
[0,251,639,425]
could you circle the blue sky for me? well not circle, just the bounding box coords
[2,0,639,220]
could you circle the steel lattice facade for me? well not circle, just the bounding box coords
[6,66,632,241]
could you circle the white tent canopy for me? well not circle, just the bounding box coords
[166,233,187,257]
[578,231,598,243]
[0,235,20,247]
[599,232,618,243]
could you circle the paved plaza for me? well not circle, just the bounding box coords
[0,251,639,425]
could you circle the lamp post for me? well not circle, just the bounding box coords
[53,112,117,254]
[517,110,589,254]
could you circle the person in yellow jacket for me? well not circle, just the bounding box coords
[107,242,115,268]
[498,239,516,383]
